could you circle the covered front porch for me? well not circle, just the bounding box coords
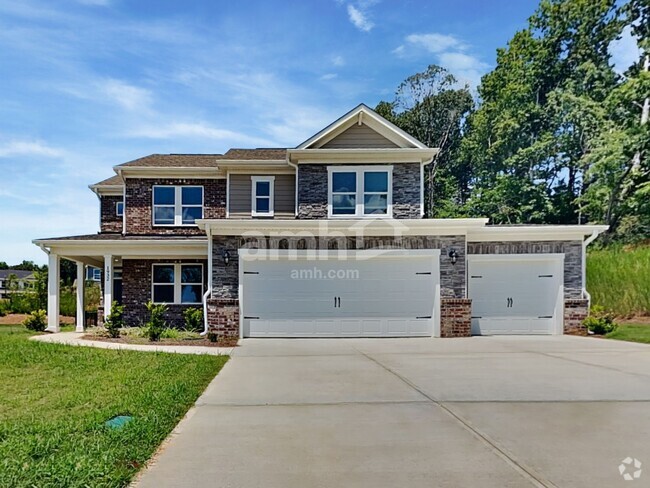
[32,235,209,332]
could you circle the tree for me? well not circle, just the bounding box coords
[0,262,8,270]
[375,65,474,217]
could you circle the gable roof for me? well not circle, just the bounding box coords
[296,104,429,150]
[0,269,35,280]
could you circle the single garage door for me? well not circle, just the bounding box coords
[468,254,563,335]
[241,250,440,337]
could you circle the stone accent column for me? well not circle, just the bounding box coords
[564,299,588,335]
[440,298,472,337]
[206,298,240,339]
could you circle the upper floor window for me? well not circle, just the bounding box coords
[116,201,124,217]
[251,176,274,217]
[328,166,392,218]
[153,186,203,226]
[152,263,203,304]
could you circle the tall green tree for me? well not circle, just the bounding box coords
[375,65,474,217]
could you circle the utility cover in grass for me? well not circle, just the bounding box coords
[105,415,133,429]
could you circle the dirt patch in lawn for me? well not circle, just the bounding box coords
[617,316,650,325]
[82,334,239,348]
[0,314,75,325]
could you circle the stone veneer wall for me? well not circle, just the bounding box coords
[467,240,583,299]
[564,299,588,335]
[297,163,421,219]
[100,195,123,233]
[440,299,472,337]
[124,178,226,235]
[121,258,208,328]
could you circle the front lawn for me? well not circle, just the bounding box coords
[0,326,228,487]
[605,323,650,344]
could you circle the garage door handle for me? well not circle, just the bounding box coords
[416,316,432,319]
[538,316,553,318]
[538,274,553,278]
[416,272,431,275]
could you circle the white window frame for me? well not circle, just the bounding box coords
[116,201,124,217]
[327,165,393,218]
[152,185,204,227]
[251,176,275,217]
[151,263,204,305]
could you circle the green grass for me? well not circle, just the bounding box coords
[606,323,650,344]
[587,246,650,317]
[0,326,228,487]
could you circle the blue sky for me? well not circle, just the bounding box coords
[0,0,639,265]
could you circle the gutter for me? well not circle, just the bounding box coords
[201,225,213,336]
[287,157,299,217]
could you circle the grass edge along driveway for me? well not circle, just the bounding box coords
[0,326,227,488]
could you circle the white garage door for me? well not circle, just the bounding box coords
[241,250,440,337]
[468,255,563,335]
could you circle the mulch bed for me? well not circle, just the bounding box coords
[0,314,75,325]
[81,334,239,348]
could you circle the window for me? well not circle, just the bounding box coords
[86,267,102,282]
[251,176,274,217]
[328,166,392,217]
[152,263,203,304]
[153,186,203,226]
[116,201,124,217]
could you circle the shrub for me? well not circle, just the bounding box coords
[183,307,203,332]
[23,309,47,332]
[207,332,218,343]
[160,327,180,340]
[144,301,167,341]
[59,288,76,317]
[0,300,9,317]
[104,301,124,338]
[584,305,618,335]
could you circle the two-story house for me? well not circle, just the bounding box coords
[34,104,607,338]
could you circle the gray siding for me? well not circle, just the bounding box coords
[229,174,295,218]
[297,163,421,219]
[321,123,399,149]
[467,240,583,299]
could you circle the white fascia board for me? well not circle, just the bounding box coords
[88,185,124,196]
[296,104,429,150]
[114,166,226,179]
[288,148,439,164]
[197,218,488,237]
[33,239,208,258]
[467,225,609,242]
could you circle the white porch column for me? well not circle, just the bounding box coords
[76,262,85,332]
[104,255,113,319]
[47,253,60,332]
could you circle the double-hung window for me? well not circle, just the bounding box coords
[251,176,274,217]
[152,263,203,304]
[153,186,203,226]
[328,166,392,217]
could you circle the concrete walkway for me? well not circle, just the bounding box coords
[30,331,233,355]
[134,336,650,487]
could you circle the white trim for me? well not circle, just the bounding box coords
[288,148,437,164]
[225,172,230,218]
[467,225,608,242]
[115,166,227,179]
[420,162,425,217]
[76,262,85,332]
[251,176,275,217]
[122,181,126,234]
[152,185,204,227]
[47,253,60,333]
[467,253,565,263]
[151,263,204,305]
[327,165,393,218]
[103,254,113,319]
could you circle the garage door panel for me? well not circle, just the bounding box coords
[242,252,438,337]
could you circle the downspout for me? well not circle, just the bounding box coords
[420,156,434,218]
[287,154,298,217]
[582,230,600,310]
[201,224,213,336]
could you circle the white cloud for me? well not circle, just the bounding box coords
[320,73,338,81]
[0,140,64,158]
[438,52,489,88]
[332,55,345,67]
[404,33,466,54]
[610,26,640,75]
[128,122,276,147]
[347,4,373,32]
[100,79,152,111]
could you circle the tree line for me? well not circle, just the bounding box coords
[377,0,648,243]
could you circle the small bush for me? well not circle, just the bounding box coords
[0,300,9,317]
[144,301,167,342]
[23,309,47,332]
[103,301,124,338]
[160,327,180,340]
[207,332,218,343]
[584,305,618,335]
[183,307,203,332]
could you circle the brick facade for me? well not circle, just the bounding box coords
[100,195,123,233]
[440,298,472,337]
[297,163,422,219]
[467,240,583,299]
[121,258,207,328]
[124,178,226,235]
[206,298,239,338]
[564,299,588,335]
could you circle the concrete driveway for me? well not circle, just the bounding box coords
[134,336,650,487]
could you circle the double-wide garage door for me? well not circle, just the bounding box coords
[468,255,564,335]
[241,250,440,337]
